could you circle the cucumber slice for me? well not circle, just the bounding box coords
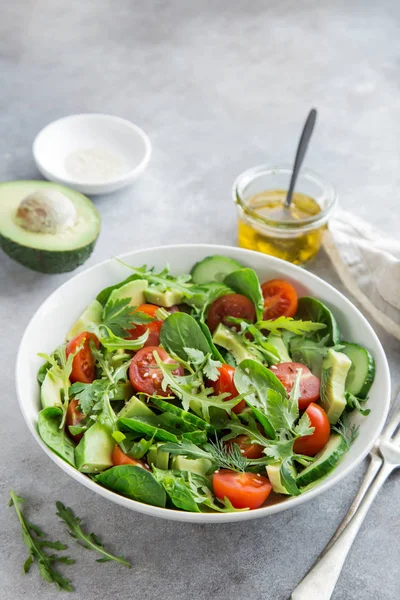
[341,342,375,399]
[296,434,347,487]
[296,297,340,345]
[191,255,243,284]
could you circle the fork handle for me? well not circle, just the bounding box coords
[290,462,394,600]
[321,451,382,555]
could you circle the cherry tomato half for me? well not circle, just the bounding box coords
[228,434,265,459]
[127,304,163,347]
[214,364,246,414]
[112,445,150,469]
[129,346,184,396]
[293,403,330,456]
[66,331,100,384]
[261,279,298,320]
[212,470,272,509]
[65,399,85,443]
[269,362,320,410]
[207,293,256,334]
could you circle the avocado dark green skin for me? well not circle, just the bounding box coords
[0,232,99,273]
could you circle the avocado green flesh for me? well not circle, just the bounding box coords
[147,444,170,470]
[0,181,100,273]
[171,455,212,475]
[66,299,103,341]
[106,279,148,307]
[40,366,65,409]
[145,286,184,307]
[320,349,351,424]
[118,396,155,419]
[75,422,114,473]
[212,324,263,365]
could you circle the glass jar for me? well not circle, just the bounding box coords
[233,165,337,264]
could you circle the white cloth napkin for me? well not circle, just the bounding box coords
[323,208,400,341]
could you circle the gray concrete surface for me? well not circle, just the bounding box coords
[1,1,400,598]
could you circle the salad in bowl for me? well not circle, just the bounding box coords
[34,252,379,515]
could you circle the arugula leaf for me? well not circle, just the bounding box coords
[222,412,271,448]
[158,440,214,461]
[160,312,211,361]
[345,391,371,416]
[256,316,326,335]
[37,407,76,467]
[115,261,195,295]
[224,268,264,321]
[55,502,130,567]
[9,491,74,591]
[101,299,153,337]
[96,465,166,507]
[154,353,243,420]
[99,327,149,351]
[185,282,232,310]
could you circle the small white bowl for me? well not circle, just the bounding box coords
[33,114,151,195]
[16,245,391,523]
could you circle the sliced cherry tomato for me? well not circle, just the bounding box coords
[212,470,272,509]
[127,304,163,347]
[112,445,150,469]
[207,293,256,333]
[293,403,330,456]
[261,279,298,320]
[65,399,85,443]
[129,346,184,396]
[66,331,100,384]
[269,362,320,410]
[228,434,265,459]
[214,365,246,414]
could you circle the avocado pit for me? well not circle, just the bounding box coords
[15,190,77,234]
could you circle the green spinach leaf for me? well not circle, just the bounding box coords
[96,465,166,507]
[37,407,76,467]
[160,312,211,361]
[224,268,264,321]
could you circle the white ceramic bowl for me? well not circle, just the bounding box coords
[32,114,151,195]
[16,245,390,523]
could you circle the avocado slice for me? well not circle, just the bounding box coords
[66,299,103,341]
[266,462,296,494]
[40,366,66,409]
[75,422,115,473]
[147,443,170,470]
[118,396,155,419]
[212,323,263,365]
[105,279,148,308]
[170,455,212,476]
[0,181,100,273]
[145,286,184,307]
[320,349,352,424]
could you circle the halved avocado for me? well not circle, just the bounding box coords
[0,181,100,273]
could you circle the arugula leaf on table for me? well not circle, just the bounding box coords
[345,391,371,417]
[9,491,74,591]
[256,316,326,335]
[101,298,154,337]
[154,352,243,420]
[55,502,130,567]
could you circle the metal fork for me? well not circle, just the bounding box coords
[290,403,400,600]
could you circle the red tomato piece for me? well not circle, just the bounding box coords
[214,364,246,414]
[293,403,330,456]
[269,362,320,410]
[66,331,100,384]
[212,470,272,509]
[112,445,150,469]
[261,279,298,320]
[227,435,265,459]
[127,304,163,347]
[128,346,184,396]
[65,399,85,443]
[207,293,256,333]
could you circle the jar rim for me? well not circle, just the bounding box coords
[232,165,337,231]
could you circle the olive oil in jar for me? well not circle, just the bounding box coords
[237,190,325,264]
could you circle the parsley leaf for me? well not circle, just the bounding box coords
[256,316,326,335]
[9,491,74,591]
[184,347,222,382]
[56,502,130,567]
[101,299,154,337]
[69,380,107,415]
[294,411,315,437]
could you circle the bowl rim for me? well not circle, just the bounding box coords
[32,113,152,188]
[15,243,391,523]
